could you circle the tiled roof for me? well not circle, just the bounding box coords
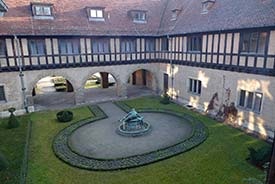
[0,0,274,36]
[0,0,166,36]
[158,0,275,35]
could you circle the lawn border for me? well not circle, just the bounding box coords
[52,102,208,171]
[19,119,32,184]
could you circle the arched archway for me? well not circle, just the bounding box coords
[127,69,157,97]
[32,75,75,110]
[83,72,119,102]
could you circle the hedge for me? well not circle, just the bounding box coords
[52,103,208,171]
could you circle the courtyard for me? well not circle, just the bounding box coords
[0,0,275,183]
[0,96,269,184]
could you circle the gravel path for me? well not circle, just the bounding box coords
[69,102,193,159]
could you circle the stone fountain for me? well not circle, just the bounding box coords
[116,109,151,137]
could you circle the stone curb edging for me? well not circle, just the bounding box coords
[19,120,32,184]
[52,103,208,171]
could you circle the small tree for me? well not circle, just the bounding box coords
[7,108,20,129]
[160,92,170,105]
[0,152,8,171]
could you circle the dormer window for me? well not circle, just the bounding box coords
[171,8,182,21]
[128,10,147,23]
[201,0,216,14]
[31,3,53,20]
[0,0,8,17]
[87,7,105,21]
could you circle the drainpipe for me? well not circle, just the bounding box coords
[167,35,174,98]
[14,35,29,113]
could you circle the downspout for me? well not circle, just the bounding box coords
[14,35,29,113]
[167,35,174,98]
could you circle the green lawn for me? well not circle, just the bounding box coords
[0,115,29,184]
[0,96,269,184]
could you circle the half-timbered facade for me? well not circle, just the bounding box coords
[0,0,275,139]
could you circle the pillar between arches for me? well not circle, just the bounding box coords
[75,88,85,105]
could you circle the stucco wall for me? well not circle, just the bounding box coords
[0,62,275,139]
[0,63,160,112]
[159,63,275,138]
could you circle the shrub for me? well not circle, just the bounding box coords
[56,111,73,123]
[160,93,170,104]
[0,152,8,171]
[7,108,20,129]
[247,146,272,168]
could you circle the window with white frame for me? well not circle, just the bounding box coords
[28,39,45,56]
[187,35,202,52]
[92,38,109,53]
[120,38,136,53]
[0,86,6,101]
[31,3,53,18]
[129,10,147,23]
[188,78,202,95]
[240,32,267,54]
[0,0,7,17]
[88,7,104,21]
[201,0,216,14]
[238,90,263,113]
[171,9,181,21]
[59,39,80,55]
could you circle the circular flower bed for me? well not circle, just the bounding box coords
[53,106,208,171]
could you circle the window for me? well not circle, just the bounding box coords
[188,78,202,95]
[28,39,45,56]
[88,7,105,21]
[240,32,267,54]
[239,90,246,107]
[238,90,263,113]
[0,39,6,57]
[246,92,254,109]
[120,39,136,53]
[253,92,263,113]
[161,37,169,51]
[59,39,80,55]
[187,35,202,52]
[171,11,177,21]
[145,39,155,52]
[92,38,109,53]
[134,11,146,22]
[31,3,53,18]
[129,10,147,23]
[0,86,6,101]
[201,0,216,14]
[171,9,181,21]
[0,1,8,17]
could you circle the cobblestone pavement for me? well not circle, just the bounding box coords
[69,102,193,159]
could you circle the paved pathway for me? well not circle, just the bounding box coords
[69,102,193,159]
[33,85,155,111]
